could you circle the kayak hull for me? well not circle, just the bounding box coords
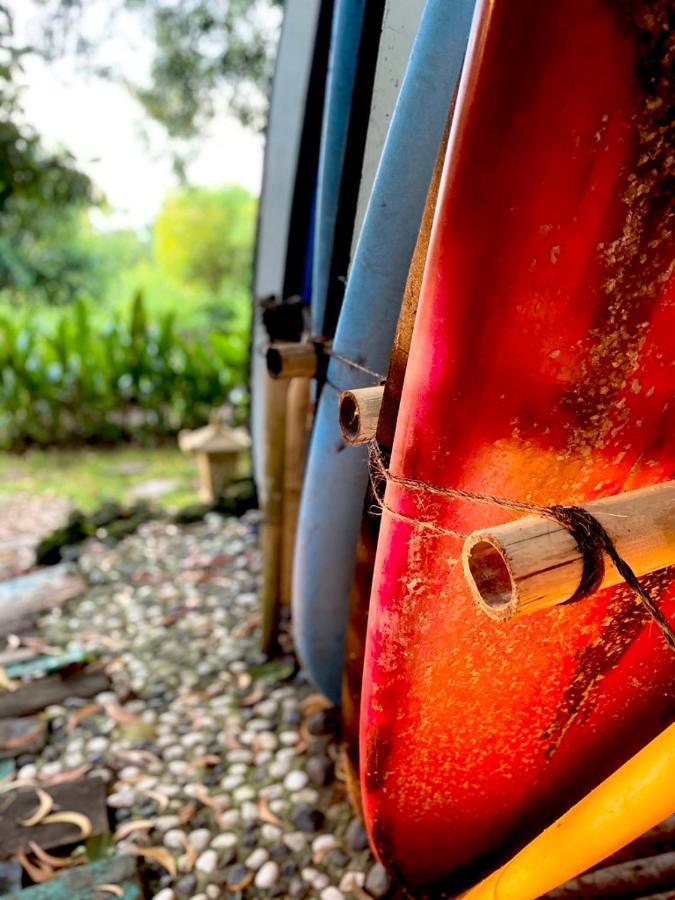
[360,0,675,892]
[293,0,475,704]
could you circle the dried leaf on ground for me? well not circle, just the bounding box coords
[177,802,198,825]
[17,846,54,883]
[257,794,282,827]
[240,685,264,707]
[114,819,154,841]
[137,788,169,811]
[226,869,254,892]
[103,703,139,725]
[124,845,177,876]
[300,693,334,717]
[17,788,53,826]
[67,703,101,731]
[0,667,18,692]
[41,763,92,785]
[187,754,219,770]
[28,841,79,869]
[42,811,92,838]
[178,843,198,872]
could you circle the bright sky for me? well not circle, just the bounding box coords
[9,1,266,230]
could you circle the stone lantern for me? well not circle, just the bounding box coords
[179,417,251,503]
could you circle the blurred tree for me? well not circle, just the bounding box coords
[31,0,282,147]
[154,185,255,296]
[0,3,99,303]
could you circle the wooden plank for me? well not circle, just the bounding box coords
[0,670,110,719]
[5,856,141,899]
[5,650,92,681]
[0,718,47,759]
[0,567,85,638]
[0,778,109,857]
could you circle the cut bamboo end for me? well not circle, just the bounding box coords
[462,481,675,621]
[266,341,321,380]
[338,386,384,445]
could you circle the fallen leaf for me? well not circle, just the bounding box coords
[0,778,35,795]
[96,885,124,897]
[67,703,101,731]
[0,667,18,692]
[178,843,198,872]
[103,703,139,725]
[42,811,92,839]
[257,794,282,827]
[233,613,261,639]
[226,870,254,892]
[300,693,334,717]
[124,846,177,876]
[17,847,54,883]
[177,801,198,825]
[312,836,339,863]
[187,754,219,770]
[240,686,264,707]
[28,841,79,869]
[190,784,216,808]
[41,763,92,785]
[137,788,169,811]
[17,788,53,827]
[114,819,154,841]
[352,886,373,900]
[2,720,46,750]
[223,733,242,751]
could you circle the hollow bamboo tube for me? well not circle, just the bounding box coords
[260,376,289,655]
[338,386,384,445]
[462,722,675,900]
[266,341,320,380]
[462,481,675,621]
[280,377,311,607]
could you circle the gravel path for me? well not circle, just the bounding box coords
[14,512,393,899]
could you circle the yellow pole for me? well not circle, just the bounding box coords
[464,723,675,900]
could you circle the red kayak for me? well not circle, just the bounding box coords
[360,0,674,894]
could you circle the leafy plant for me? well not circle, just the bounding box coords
[0,292,248,449]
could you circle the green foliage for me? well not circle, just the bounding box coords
[28,0,282,162]
[154,185,255,295]
[0,4,99,304]
[0,293,249,450]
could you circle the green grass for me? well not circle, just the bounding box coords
[0,445,204,511]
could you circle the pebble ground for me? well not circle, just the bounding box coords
[15,511,396,899]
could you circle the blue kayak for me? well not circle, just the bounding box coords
[293,0,476,703]
[310,0,368,338]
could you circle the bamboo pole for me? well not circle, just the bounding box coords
[338,386,384,445]
[266,341,321,380]
[462,481,675,621]
[462,722,675,900]
[280,377,311,607]
[260,376,289,654]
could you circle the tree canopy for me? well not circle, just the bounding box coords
[0,3,99,303]
[154,185,256,296]
[29,0,282,141]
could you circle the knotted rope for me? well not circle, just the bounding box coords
[367,439,675,651]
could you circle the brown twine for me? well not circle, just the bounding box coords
[311,336,386,384]
[367,439,675,651]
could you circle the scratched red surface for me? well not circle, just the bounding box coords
[360,0,675,893]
